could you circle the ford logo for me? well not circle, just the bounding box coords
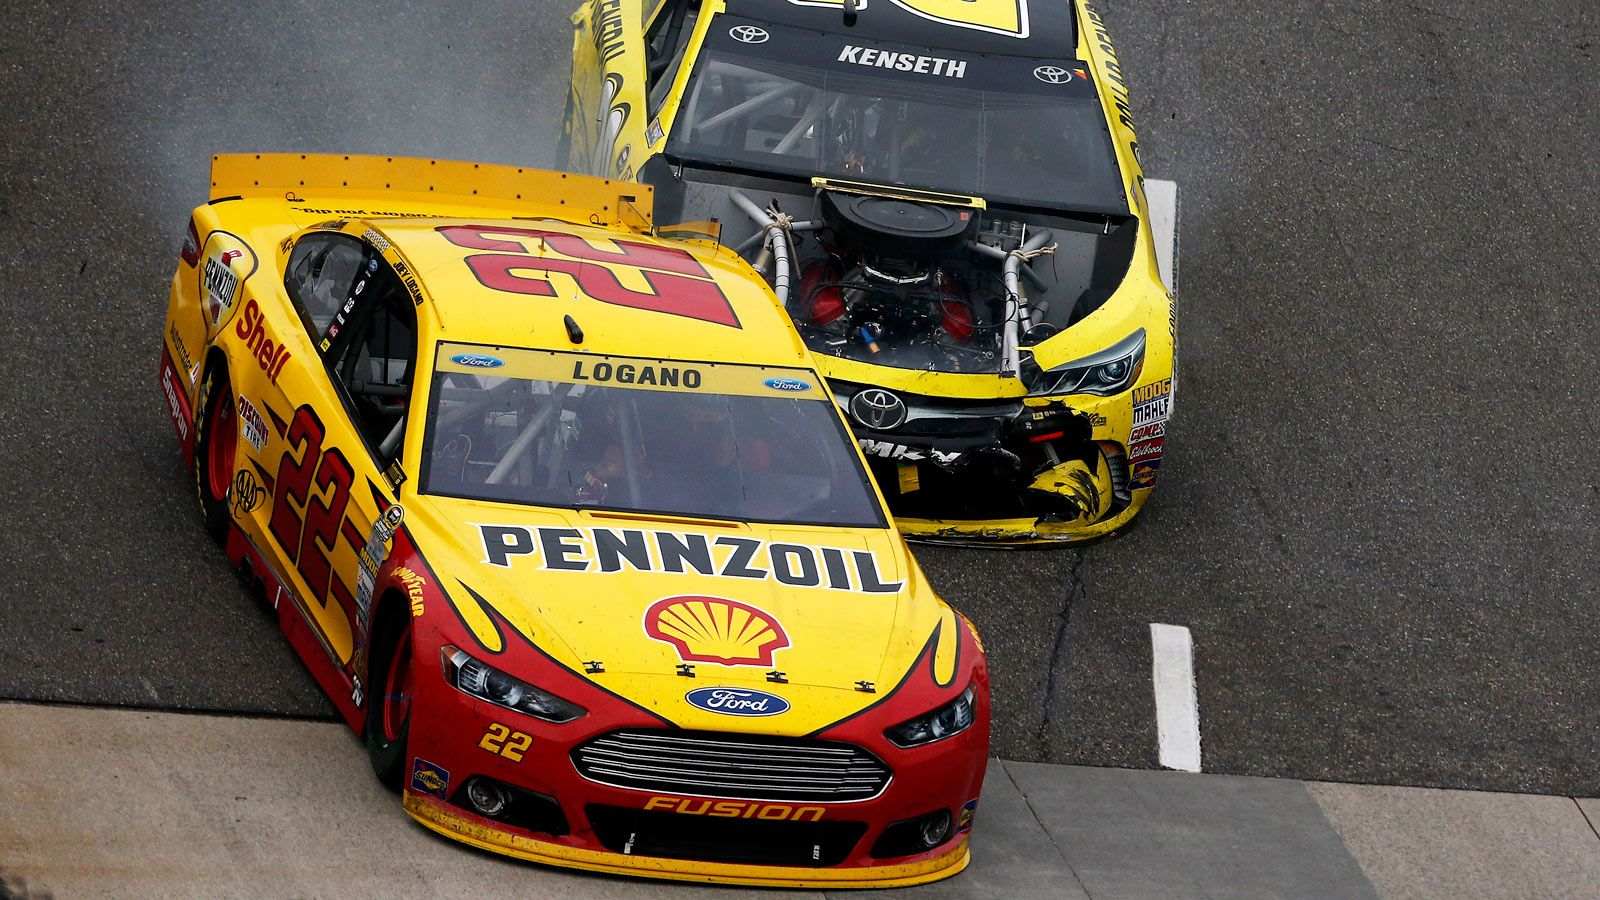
[450,353,504,369]
[685,687,790,717]
[764,377,811,392]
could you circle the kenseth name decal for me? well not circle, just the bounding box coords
[838,44,968,78]
[476,525,904,594]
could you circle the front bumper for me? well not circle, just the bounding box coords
[402,636,990,887]
[832,380,1170,543]
[405,794,969,888]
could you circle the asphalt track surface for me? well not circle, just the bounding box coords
[0,0,1596,798]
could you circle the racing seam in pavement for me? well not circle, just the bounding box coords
[1003,761,1097,900]
[1577,799,1600,844]
[1034,550,1086,758]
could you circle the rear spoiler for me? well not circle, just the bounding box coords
[208,153,653,232]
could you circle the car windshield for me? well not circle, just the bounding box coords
[667,24,1128,215]
[419,344,885,528]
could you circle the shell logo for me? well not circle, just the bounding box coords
[644,596,791,667]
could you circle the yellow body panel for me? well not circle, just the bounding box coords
[167,150,952,735]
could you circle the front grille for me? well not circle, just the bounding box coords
[586,804,868,867]
[571,729,891,802]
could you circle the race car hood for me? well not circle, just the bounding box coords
[411,497,953,733]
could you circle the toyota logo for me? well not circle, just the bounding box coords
[849,389,907,431]
[1033,65,1074,84]
[729,25,769,44]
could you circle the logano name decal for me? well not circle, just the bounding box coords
[475,525,904,593]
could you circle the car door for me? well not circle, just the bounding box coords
[262,228,418,710]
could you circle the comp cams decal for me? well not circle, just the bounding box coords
[645,596,791,667]
[475,525,905,593]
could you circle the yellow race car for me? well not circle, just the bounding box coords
[161,153,989,887]
[563,0,1177,543]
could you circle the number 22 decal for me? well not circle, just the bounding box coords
[269,404,358,658]
[480,723,532,762]
[437,225,742,329]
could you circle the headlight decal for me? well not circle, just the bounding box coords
[883,685,977,748]
[1034,328,1147,397]
[443,647,587,724]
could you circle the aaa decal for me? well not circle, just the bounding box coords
[646,596,791,667]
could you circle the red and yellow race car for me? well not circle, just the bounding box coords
[563,0,1179,543]
[160,153,988,887]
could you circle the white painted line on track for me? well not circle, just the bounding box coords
[1151,623,1201,772]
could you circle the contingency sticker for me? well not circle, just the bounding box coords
[356,505,406,631]
[1129,378,1172,489]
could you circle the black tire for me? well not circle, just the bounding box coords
[366,603,414,792]
[192,364,234,544]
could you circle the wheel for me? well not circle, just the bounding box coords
[366,607,414,791]
[192,364,235,544]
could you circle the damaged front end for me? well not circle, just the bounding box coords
[638,20,1175,543]
[830,381,1135,544]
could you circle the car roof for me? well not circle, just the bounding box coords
[371,217,809,367]
[718,0,1078,57]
